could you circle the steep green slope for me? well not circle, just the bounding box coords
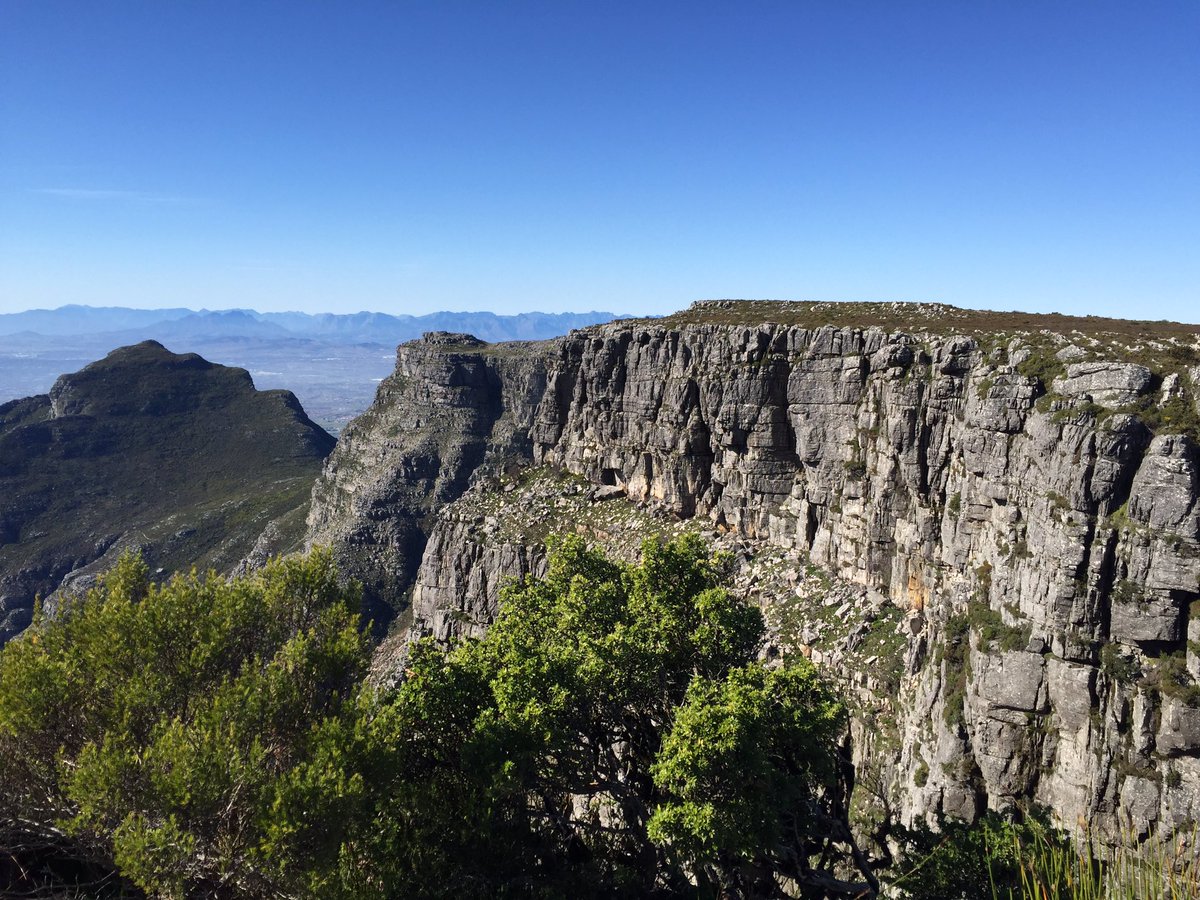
[0,341,335,642]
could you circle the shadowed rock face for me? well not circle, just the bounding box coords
[0,341,334,642]
[307,304,1200,841]
[305,333,553,627]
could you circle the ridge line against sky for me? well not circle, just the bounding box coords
[0,305,631,330]
[1,2,1197,321]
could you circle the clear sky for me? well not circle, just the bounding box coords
[1,2,1197,321]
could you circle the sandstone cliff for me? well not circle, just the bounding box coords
[307,301,1200,840]
[305,332,555,626]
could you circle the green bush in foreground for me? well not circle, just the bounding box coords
[10,537,1198,900]
[374,534,863,898]
[0,549,370,898]
[0,537,868,898]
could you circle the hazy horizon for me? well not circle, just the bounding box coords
[3,298,1199,328]
[0,302,628,319]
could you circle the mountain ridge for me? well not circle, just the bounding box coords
[0,304,627,341]
[0,341,335,643]
[0,306,628,433]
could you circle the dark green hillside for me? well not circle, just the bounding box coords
[0,341,334,642]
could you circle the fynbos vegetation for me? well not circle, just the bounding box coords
[0,538,879,899]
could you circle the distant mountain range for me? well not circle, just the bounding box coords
[0,305,624,344]
[0,305,625,433]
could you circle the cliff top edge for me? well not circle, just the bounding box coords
[645,300,1200,338]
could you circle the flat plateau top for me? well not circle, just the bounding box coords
[650,300,1200,341]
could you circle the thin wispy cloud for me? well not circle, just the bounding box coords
[31,188,206,205]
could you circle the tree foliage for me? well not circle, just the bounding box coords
[0,549,369,898]
[0,536,868,899]
[362,534,864,899]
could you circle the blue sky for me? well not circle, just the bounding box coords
[1,2,1197,321]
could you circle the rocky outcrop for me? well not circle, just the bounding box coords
[307,303,1200,841]
[305,334,555,625]
[1054,361,1154,406]
[0,341,334,642]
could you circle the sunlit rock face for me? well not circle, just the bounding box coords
[308,303,1200,841]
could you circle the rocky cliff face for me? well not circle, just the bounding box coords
[305,333,555,626]
[308,302,1200,841]
[0,341,334,642]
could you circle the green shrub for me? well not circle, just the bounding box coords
[388,534,866,898]
[1111,579,1141,604]
[941,614,972,727]
[968,602,1031,653]
[1121,392,1200,442]
[0,550,370,898]
[1017,352,1066,389]
[975,561,994,601]
[0,538,873,900]
[1100,642,1139,684]
[889,812,1044,899]
[1146,652,1200,707]
[1046,490,1071,511]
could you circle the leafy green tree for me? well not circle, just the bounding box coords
[0,549,370,898]
[371,534,869,899]
[650,662,858,896]
[0,536,870,899]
